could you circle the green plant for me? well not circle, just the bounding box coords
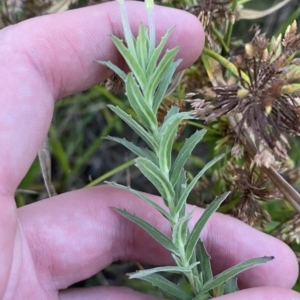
[97,0,272,298]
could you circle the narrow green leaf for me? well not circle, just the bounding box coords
[153,60,182,114]
[49,125,70,174]
[175,154,225,215]
[172,212,192,249]
[224,277,238,294]
[172,253,183,267]
[185,192,230,262]
[148,8,155,57]
[119,0,137,59]
[174,169,188,216]
[96,60,127,82]
[192,293,211,300]
[171,130,206,186]
[145,48,179,104]
[128,266,192,279]
[38,137,56,197]
[86,159,135,187]
[159,112,192,174]
[136,157,175,205]
[108,105,158,152]
[146,27,174,77]
[141,273,193,300]
[135,23,148,71]
[111,35,147,90]
[223,0,238,49]
[105,136,157,163]
[238,0,292,20]
[196,240,213,283]
[162,105,180,124]
[214,284,224,297]
[107,182,172,220]
[126,73,157,131]
[202,48,250,84]
[201,256,274,294]
[164,70,184,98]
[114,208,179,255]
[192,275,203,297]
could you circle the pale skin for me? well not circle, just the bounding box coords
[0,1,299,299]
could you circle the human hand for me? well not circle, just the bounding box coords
[0,1,299,299]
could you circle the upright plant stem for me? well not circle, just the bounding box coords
[224,0,238,51]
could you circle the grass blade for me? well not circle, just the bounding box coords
[170,130,206,186]
[185,192,230,262]
[175,154,225,215]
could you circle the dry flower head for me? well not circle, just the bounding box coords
[188,0,233,49]
[191,21,300,168]
[224,161,279,226]
[188,0,233,28]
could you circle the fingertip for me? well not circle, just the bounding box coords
[9,1,204,98]
[215,287,300,300]
[235,225,299,289]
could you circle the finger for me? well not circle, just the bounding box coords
[197,210,298,289]
[0,2,204,194]
[59,286,163,300]
[58,286,300,300]
[7,1,204,100]
[18,186,298,290]
[59,286,300,300]
[0,4,203,295]
[216,287,300,300]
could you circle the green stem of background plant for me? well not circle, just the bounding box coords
[202,47,250,85]
[224,0,238,50]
